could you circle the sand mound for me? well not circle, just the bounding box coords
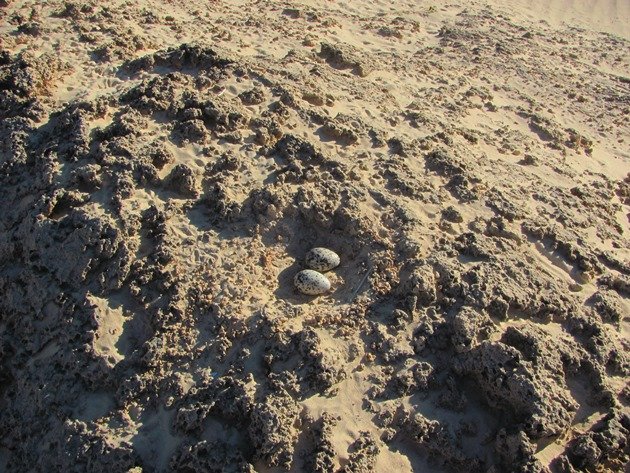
[0,1,628,472]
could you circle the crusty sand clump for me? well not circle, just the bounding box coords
[0,1,628,472]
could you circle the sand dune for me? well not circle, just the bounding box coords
[0,1,628,472]
[485,0,629,38]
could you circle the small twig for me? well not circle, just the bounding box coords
[349,263,373,303]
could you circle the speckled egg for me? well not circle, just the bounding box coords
[294,269,331,295]
[305,247,340,272]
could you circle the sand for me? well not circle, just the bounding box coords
[0,0,628,472]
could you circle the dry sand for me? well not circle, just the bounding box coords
[0,0,629,472]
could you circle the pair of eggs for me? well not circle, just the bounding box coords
[294,247,340,296]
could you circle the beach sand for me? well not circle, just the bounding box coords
[0,1,628,471]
